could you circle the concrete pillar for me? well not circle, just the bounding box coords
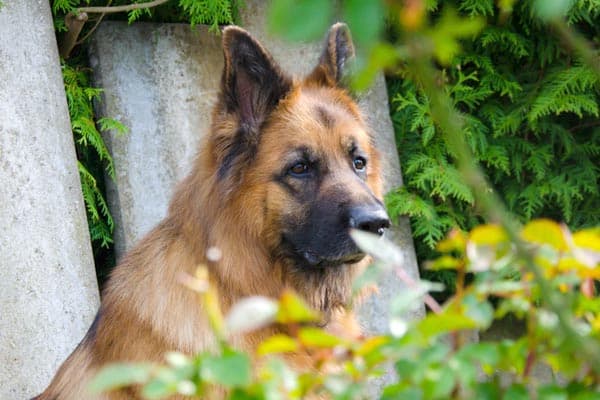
[89,23,224,257]
[0,1,100,398]
[90,5,423,328]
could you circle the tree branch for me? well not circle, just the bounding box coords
[59,12,88,59]
[76,0,170,15]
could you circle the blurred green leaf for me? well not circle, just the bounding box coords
[462,294,494,328]
[533,0,575,21]
[201,351,251,388]
[522,219,568,251]
[427,8,485,65]
[343,0,384,47]
[538,384,568,400]
[267,0,333,41]
[276,290,320,324]
[258,334,299,355]
[88,363,152,393]
[417,312,478,339]
[502,384,528,400]
[298,327,342,348]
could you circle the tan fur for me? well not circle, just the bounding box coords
[36,24,383,400]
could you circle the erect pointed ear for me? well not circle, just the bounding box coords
[220,26,292,131]
[306,23,355,87]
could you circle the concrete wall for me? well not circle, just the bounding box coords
[0,1,100,398]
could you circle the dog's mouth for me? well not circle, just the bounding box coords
[279,235,366,270]
[300,250,366,269]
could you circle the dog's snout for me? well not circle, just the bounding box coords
[348,205,391,236]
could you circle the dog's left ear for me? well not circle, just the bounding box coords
[220,26,293,131]
[306,23,355,87]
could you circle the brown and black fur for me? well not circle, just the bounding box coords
[35,23,389,400]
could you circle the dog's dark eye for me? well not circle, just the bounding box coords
[353,157,367,171]
[289,162,309,176]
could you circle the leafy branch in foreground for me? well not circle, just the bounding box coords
[90,222,600,399]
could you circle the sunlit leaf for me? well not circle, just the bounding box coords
[258,334,299,355]
[573,228,600,251]
[522,219,568,251]
[276,290,320,324]
[469,224,508,246]
[436,228,467,253]
[298,327,342,348]
[427,255,462,270]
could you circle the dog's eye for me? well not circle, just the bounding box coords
[289,162,309,176]
[353,157,367,171]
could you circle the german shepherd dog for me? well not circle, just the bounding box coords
[36,23,389,399]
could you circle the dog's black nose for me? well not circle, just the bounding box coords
[348,205,391,236]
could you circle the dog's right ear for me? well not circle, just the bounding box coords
[220,26,293,132]
[306,23,355,88]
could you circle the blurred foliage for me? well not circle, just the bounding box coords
[91,223,600,398]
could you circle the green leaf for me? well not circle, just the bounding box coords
[201,351,252,388]
[88,363,152,393]
[258,334,299,355]
[462,294,494,328]
[538,385,568,400]
[298,327,342,348]
[343,0,384,46]
[522,219,568,251]
[267,0,333,42]
[503,384,529,400]
[417,313,478,339]
[428,8,486,65]
[423,367,455,399]
[276,290,320,324]
[534,0,575,20]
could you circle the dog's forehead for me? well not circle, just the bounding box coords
[264,87,370,151]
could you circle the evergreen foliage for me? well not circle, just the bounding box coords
[62,61,127,248]
[387,0,600,265]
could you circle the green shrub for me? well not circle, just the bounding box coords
[385,0,600,260]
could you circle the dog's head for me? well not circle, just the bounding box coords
[209,23,389,274]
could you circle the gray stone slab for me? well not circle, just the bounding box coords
[90,10,424,333]
[90,23,224,257]
[0,1,100,398]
